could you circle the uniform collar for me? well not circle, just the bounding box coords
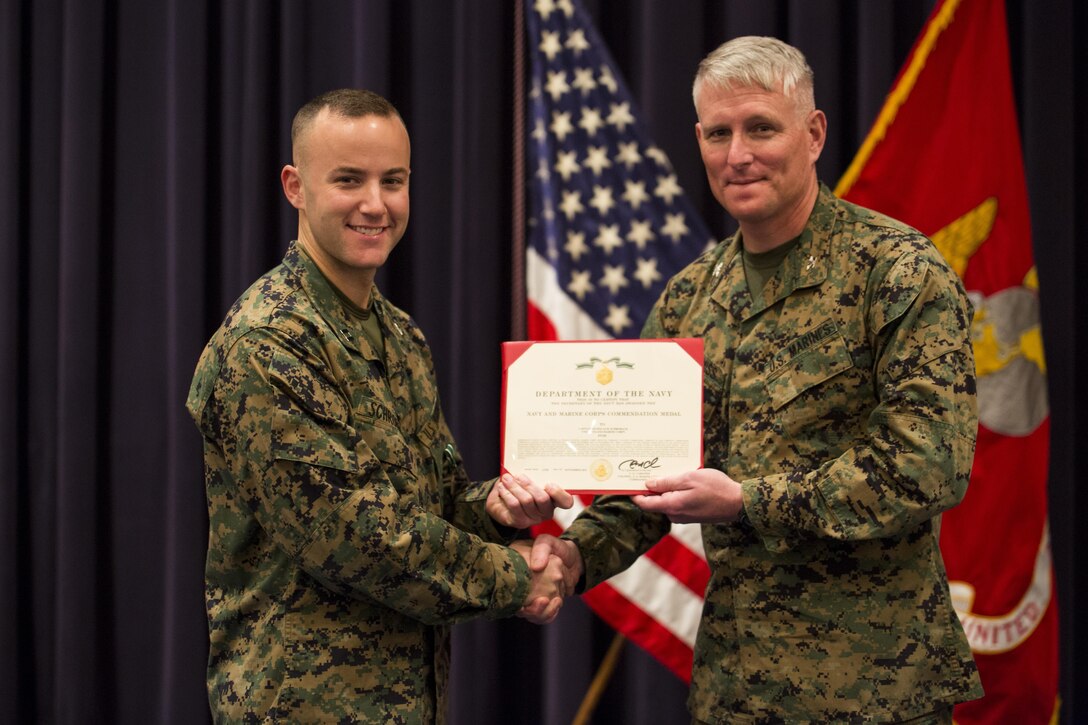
[711,183,839,322]
[283,240,390,357]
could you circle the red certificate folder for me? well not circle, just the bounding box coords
[500,339,703,494]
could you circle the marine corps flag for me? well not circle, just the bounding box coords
[835,0,1058,722]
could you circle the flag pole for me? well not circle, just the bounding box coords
[510,0,527,341]
[571,631,626,725]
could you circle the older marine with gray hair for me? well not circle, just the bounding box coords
[530,35,983,723]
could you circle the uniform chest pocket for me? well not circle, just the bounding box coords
[355,412,418,487]
[763,332,868,456]
[765,332,855,408]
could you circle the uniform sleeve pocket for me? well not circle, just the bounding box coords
[272,409,358,472]
[871,255,927,333]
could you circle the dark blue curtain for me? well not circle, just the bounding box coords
[2,1,1084,723]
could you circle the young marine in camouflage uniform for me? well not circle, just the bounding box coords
[528,37,984,723]
[187,89,571,723]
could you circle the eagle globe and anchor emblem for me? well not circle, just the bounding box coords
[932,196,1052,655]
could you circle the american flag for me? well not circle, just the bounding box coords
[523,0,714,680]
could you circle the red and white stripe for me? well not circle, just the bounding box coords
[527,271,709,681]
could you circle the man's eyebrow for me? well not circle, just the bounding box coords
[701,113,778,128]
[329,165,410,176]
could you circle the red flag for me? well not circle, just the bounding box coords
[522,0,714,680]
[836,0,1058,721]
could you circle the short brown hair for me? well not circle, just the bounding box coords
[290,88,404,159]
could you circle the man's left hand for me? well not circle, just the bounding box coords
[632,468,743,524]
[487,473,574,529]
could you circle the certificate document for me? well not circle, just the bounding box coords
[501,339,703,494]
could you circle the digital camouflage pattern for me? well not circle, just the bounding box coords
[564,185,984,723]
[187,242,530,723]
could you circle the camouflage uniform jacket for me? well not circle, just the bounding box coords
[186,242,530,724]
[564,185,984,723]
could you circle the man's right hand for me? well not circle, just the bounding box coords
[511,535,585,625]
[529,534,583,591]
[511,539,569,624]
[526,533,584,623]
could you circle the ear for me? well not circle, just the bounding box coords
[281,165,304,209]
[807,110,828,161]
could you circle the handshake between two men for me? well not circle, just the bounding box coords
[485,467,748,625]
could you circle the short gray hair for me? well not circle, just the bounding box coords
[693,36,815,114]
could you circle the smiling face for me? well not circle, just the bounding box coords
[695,82,826,249]
[280,108,410,306]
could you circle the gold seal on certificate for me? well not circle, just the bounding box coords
[500,339,703,494]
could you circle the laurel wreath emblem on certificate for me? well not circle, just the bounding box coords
[575,356,634,386]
